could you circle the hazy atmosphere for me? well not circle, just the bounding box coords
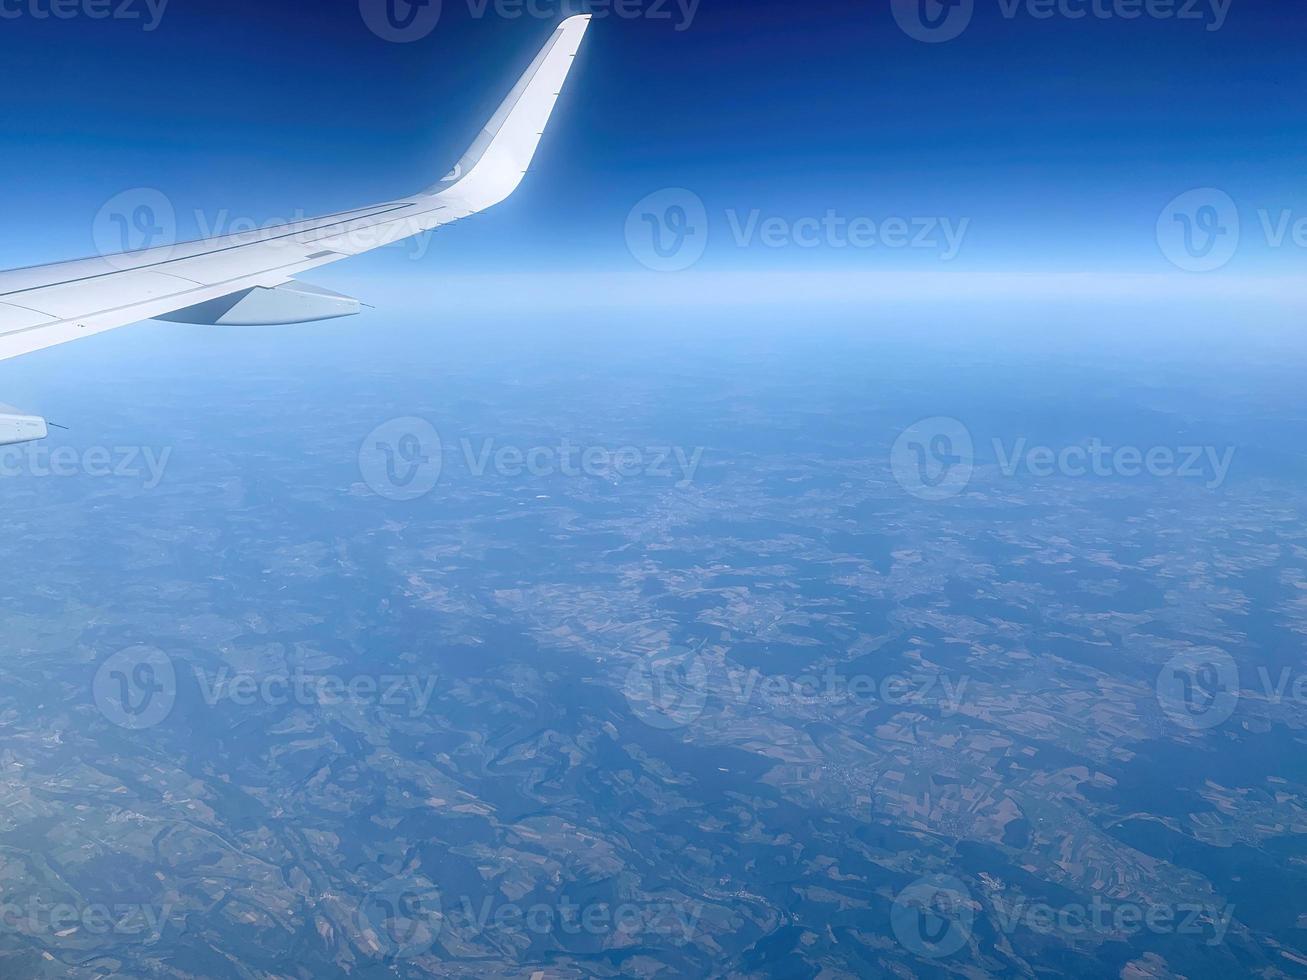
[0,0,1305,977]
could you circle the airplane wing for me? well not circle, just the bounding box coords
[0,14,592,376]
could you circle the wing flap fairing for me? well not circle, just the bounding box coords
[157,282,362,326]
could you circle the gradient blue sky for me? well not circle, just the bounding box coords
[1,0,1306,480]
[0,0,1304,286]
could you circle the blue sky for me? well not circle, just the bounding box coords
[0,0,1303,294]
[2,0,1307,506]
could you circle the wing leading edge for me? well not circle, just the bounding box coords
[0,14,592,364]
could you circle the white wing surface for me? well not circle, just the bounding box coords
[0,15,592,364]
